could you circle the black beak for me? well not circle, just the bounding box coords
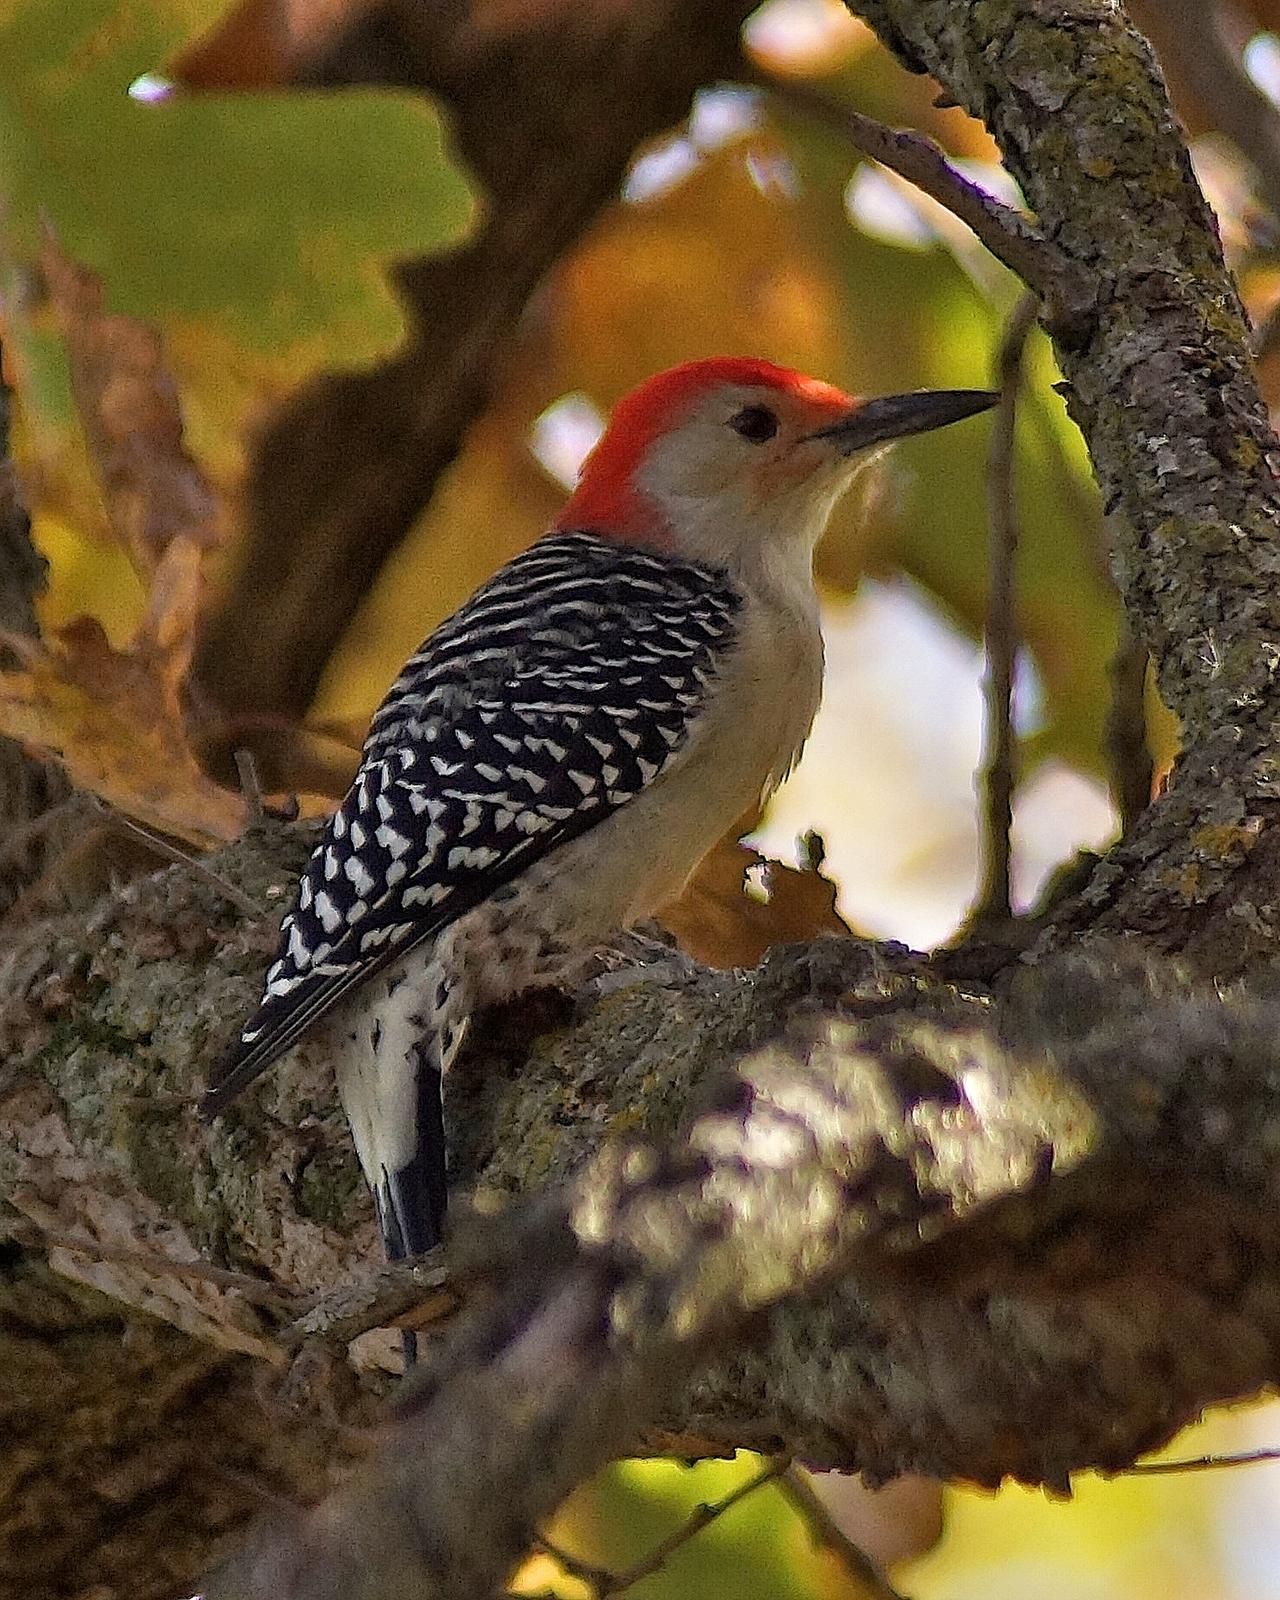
[807,389,1000,455]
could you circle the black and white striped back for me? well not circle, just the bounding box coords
[204,533,742,1111]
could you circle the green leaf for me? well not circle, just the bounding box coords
[0,0,476,633]
[0,0,475,358]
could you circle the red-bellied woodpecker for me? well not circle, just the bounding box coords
[204,358,995,1354]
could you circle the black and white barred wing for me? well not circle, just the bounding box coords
[203,533,741,1113]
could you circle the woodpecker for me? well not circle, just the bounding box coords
[204,358,995,1349]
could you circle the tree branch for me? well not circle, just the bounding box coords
[194,932,1280,1598]
[758,78,1087,322]
[836,1,1280,973]
[973,291,1037,927]
[9,823,1280,1594]
[846,0,1278,732]
[534,1457,792,1600]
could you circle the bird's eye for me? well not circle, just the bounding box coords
[728,405,779,444]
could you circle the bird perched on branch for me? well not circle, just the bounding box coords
[204,357,994,1357]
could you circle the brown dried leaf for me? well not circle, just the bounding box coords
[0,611,245,845]
[798,1471,944,1570]
[662,830,850,968]
[40,233,223,574]
[0,239,245,842]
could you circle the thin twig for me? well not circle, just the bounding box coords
[1105,628,1154,833]
[756,75,1091,327]
[974,292,1038,924]
[234,746,266,826]
[320,1403,1280,1581]
[7,1220,297,1313]
[115,1089,203,1111]
[775,1466,911,1600]
[535,1455,791,1597]
[282,1249,454,1350]
[1121,1448,1280,1476]
[89,798,262,917]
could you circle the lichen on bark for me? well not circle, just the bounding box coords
[846,0,1280,971]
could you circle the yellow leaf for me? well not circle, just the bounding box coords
[0,240,242,840]
[0,612,243,844]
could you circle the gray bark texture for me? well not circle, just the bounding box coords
[5,2,1280,1598]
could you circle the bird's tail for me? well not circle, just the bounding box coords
[332,951,468,1370]
[374,1059,448,1369]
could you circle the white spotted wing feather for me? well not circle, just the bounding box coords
[204,533,742,1112]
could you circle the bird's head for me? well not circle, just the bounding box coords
[556,356,997,585]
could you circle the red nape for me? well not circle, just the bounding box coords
[554,357,854,550]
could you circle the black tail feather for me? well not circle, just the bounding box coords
[375,1063,448,1371]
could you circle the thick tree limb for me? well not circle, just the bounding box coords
[6,832,1280,1595]
[201,947,1280,1598]
[6,841,1280,1596]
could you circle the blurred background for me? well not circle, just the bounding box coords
[4,0,1280,1594]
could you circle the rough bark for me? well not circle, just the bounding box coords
[6,3,1280,1598]
[7,849,1280,1598]
[207,946,1280,1600]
